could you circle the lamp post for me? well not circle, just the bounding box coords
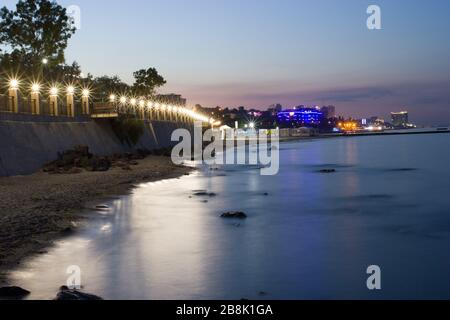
[130,98,137,116]
[31,83,41,115]
[147,101,153,120]
[66,86,75,117]
[8,79,19,113]
[161,104,167,121]
[81,89,90,115]
[49,87,59,116]
[154,103,160,121]
[119,96,127,114]
[139,100,145,119]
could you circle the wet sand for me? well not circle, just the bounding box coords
[0,156,192,283]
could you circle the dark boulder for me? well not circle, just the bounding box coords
[194,192,217,197]
[92,157,111,172]
[221,212,248,219]
[55,286,103,300]
[0,286,30,299]
[319,169,336,173]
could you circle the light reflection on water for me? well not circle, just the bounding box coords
[7,134,450,300]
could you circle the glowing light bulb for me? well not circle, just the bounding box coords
[9,79,19,89]
[31,83,40,93]
[67,86,75,94]
[120,96,127,104]
[82,89,90,97]
[130,98,137,106]
[110,94,116,102]
[50,87,58,96]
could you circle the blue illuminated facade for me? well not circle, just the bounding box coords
[277,108,324,126]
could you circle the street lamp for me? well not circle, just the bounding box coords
[50,87,59,96]
[81,89,90,115]
[31,83,41,115]
[42,58,49,65]
[66,86,75,117]
[49,87,59,116]
[67,86,75,95]
[31,83,40,94]
[9,79,19,90]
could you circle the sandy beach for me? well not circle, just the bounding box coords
[0,156,192,283]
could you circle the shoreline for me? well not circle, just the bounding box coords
[0,156,193,284]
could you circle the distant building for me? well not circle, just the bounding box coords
[277,108,324,126]
[156,94,187,106]
[321,105,336,119]
[391,111,409,128]
[268,104,283,112]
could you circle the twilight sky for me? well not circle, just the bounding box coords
[4,0,450,124]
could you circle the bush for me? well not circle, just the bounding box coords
[111,117,145,146]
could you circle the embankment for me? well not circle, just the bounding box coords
[0,113,192,176]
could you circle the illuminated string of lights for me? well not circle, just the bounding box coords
[5,78,217,124]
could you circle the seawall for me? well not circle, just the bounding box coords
[0,113,192,177]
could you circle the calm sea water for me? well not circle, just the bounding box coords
[8,133,450,300]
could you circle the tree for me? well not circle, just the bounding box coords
[0,0,76,75]
[132,68,166,97]
[92,75,131,101]
[44,61,82,82]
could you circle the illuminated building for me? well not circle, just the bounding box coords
[338,121,358,132]
[277,108,324,126]
[391,111,409,128]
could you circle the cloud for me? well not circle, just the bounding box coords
[311,87,394,102]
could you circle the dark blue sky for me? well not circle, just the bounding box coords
[3,0,450,124]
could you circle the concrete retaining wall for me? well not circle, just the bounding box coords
[0,115,192,176]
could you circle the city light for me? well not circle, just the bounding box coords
[67,86,75,94]
[82,89,90,98]
[31,83,40,93]
[338,121,358,131]
[42,58,48,65]
[249,122,255,129]
[9,79,19,90]
[50,87,58,96]
[82,89,214,126]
